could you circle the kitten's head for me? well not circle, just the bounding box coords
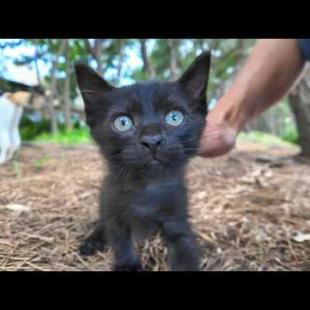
[75,52,211,175]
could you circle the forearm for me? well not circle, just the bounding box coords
[214,39,306,132]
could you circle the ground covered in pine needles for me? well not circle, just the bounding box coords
[1,140,310,271]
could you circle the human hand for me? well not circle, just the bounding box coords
[198,102,239,158]
[198,117,237,158]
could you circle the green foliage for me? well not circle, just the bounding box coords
[33,156,53,172]
[20,117,51,141]
[34,128,91,145]
[149,39,171,79]
[248,97,299,145]
[0,39,302,148]
[281,127,299,144]
[238,131,297,147]
[20,114,90,144]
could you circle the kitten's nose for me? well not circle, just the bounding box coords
[140,134,163,153]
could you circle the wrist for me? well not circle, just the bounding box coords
[210,87,250,134]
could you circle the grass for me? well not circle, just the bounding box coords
[34,128,91,145]
[238,131,297,147]
[33,156,54,172]
[11,160,22,178]
[33,128,297,148]
[281,128,299,144]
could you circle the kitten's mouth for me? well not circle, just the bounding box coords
[146,154,163,168]
[135,157,162,172]
[150,158,161,166]
[149,152,179,167]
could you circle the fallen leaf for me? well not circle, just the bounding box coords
[196,191,207,200]
[0,238,13,246]
[292,231,310,243]
[6,204,31,212]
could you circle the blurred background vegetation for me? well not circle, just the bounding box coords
[0,39,304,147]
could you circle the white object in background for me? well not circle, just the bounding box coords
[0,94,23,164]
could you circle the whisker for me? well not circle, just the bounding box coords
[116,163,130,188]
[182,138,198,143]
[82,89,105,94]
[182,147,199,154]
[123,166,130,185]
[109,153,122,158]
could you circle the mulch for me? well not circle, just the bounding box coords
[1,141,310,271]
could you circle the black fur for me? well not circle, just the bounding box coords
[75,51,211,271]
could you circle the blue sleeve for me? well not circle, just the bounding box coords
[298,39,310,61]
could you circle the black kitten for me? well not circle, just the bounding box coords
[75,52,211,271]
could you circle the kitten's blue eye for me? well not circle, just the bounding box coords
[165,110,184,127]
[113,115,133,132]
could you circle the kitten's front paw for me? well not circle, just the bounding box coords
[113,262,144,272]
[79,226,107,256]
[79,239,106,256]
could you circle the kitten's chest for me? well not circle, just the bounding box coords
[129,180,180,212]
[124,180,185,240]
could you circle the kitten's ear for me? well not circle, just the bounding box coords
[177,51,211,101]
[74,61,115,127]
[74,61,114,94]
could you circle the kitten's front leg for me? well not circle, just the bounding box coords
[79,223,107,256]
[107,221,143,271]
[162,221,200,271]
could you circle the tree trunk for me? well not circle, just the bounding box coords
[215,39,247,107]
[288,66,310,157]
[268,110,277,136]
[167,39,179,80]
[84,39,104,73]
[237,39,244,60]
[48,39,68,135]
[64,44,72,131]
[116,39,124,82]
[34,40,41,85]
[94,39,103,74]
[140,39,155,78]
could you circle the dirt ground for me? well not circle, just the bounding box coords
[1,140,310,271]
